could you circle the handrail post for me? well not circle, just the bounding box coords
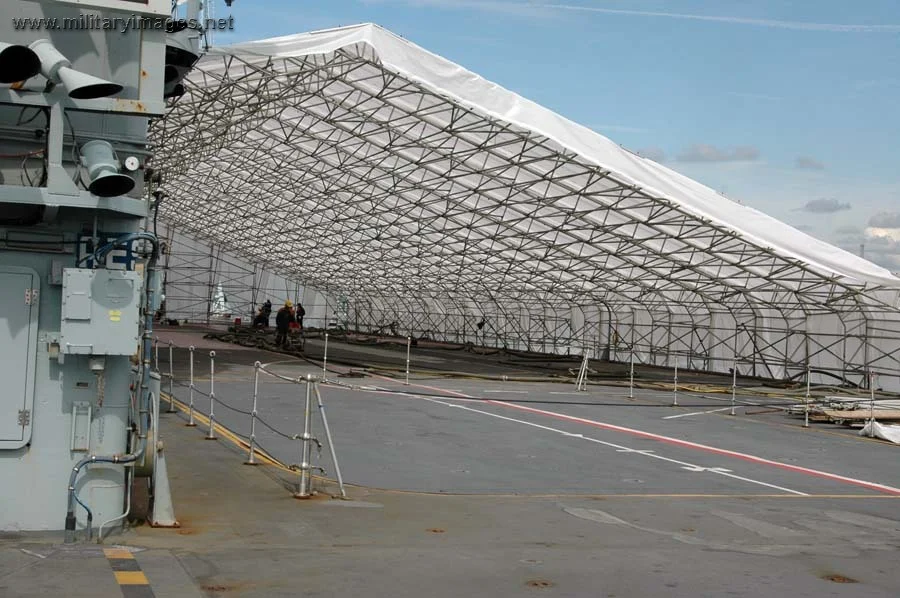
[245,362,261,465]
[405,336,411,386]
[166,341,176,413]
[869,370,876,438]
[672,363,678,406]
[730,361,737,416]
[628,348,634,399]
[186,346,196,427]
[294,374,314,498]
[804,362,810,428]
[153,336,159,371]
[206,351,217,440]
[322,333,329,380]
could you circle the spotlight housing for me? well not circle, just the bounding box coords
[80,140,136,198]
[0,42,41,83]
[164,22,201,98]
[28,39,123,99]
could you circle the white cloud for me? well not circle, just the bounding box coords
[868,212,900,228]
[796,156,825,171]
[797,198,851,214]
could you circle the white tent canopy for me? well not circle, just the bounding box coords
[151,23,900,386]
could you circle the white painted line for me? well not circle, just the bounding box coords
[714,470,808,496]
[483,390,529,394]
[366,373,900,495]
[423,397,808,496]
[489,400,900,496]
[663,407,733,419]
[680,391,764,407]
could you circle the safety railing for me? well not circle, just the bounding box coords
[157,341,346,499]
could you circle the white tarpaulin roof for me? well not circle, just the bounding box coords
[151,23,900,315]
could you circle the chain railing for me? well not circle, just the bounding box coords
[159,342,346,498]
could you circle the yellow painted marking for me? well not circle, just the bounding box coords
[115,571,149,585]
[103,548,134,559]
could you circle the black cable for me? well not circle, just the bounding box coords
[212,397,252,416]
[171,380,251,414]
[254,414,296,440]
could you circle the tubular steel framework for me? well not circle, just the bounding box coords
[149,25,900,390]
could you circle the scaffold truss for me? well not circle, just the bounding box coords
[150,24,900,390]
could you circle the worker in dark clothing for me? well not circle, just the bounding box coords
[252,307,268,328]
[262,299,273,327]
[294,302,306,331]
[274,301,293,347]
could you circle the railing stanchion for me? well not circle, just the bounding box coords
[730,361,737,416]
[294,374,314,498]
[672,363,678,407]
[405,336,411,386]
[245,362,261,465]
[869,370,877,438]
[804,363,810,428]
[628,349,634,399]
[186,346,196,427]
[166,341,176,413]
[206,351,217,440]
[322,333,329,380]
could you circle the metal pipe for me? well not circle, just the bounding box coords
[296,375,313,498]
[154,336,159,371]
[322,333,329,379]
[65,433,146,544]
[166,341,176,413]
[673,363,678,406]
[246,362,261,465]
[186,346,196,427]
[405,336,411,386]
[97,455,133,543]
[313,382,346,498]
[206,351,217,440]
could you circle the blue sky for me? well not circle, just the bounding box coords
[210,0,900,271]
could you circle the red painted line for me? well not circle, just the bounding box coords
[362,373,900,496]
[488,400,900,496]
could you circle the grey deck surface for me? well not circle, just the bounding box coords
[3,329,899,597]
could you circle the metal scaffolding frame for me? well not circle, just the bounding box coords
[158,223,331,326]
[149,25,900,390]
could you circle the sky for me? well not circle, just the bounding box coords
[208,0,900,273]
